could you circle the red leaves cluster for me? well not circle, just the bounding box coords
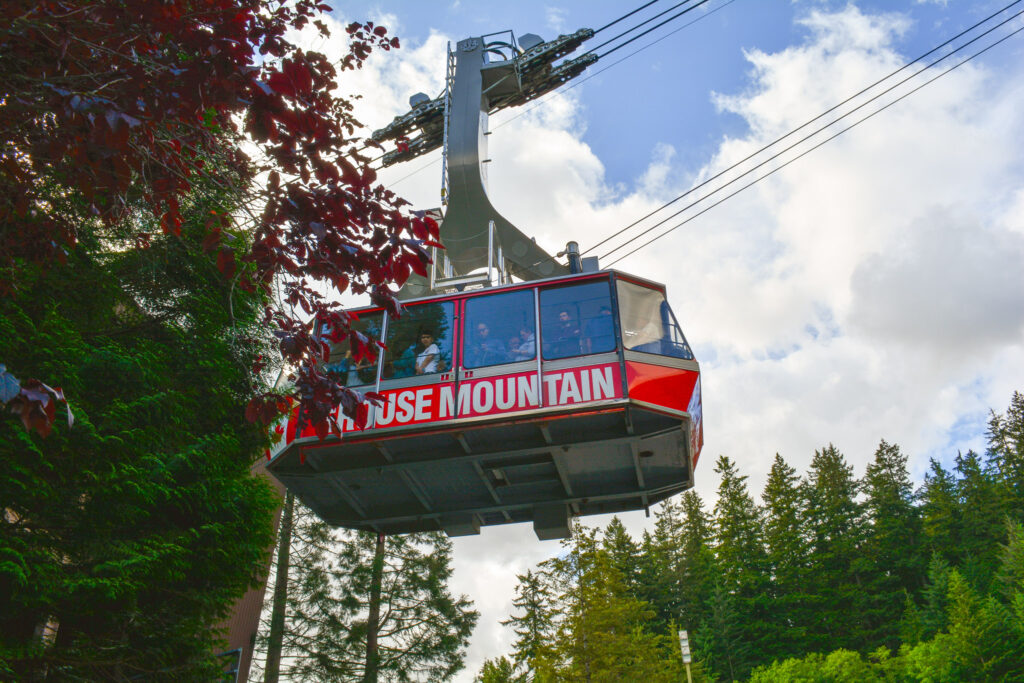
[1,1,435,438]
[0,366,74,438]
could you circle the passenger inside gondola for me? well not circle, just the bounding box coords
[323,312,383,386]
[383,301,453,379]
[514,325,536,361]
[414,329,440,375]
[540,280,614,359]
[551,309,581,357]
[583,305,615,354]
[467,322,507,367]
[464,289,535,368]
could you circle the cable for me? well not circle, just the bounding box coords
[587,0,698,55]
[600,7,1023,261]
[593,0,663,36]
[598,0,713,59]
[493,0,739,135]
[383,0,736,192]
[584,0,1023,258]
[385,155,440,188]
[604,22,1024,267]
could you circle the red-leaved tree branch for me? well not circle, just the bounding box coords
[1,0,439,437]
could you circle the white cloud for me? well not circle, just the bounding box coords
[294,6,1024,680]
[546,6,568,33]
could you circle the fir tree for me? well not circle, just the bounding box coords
[953,450,1007,591]
[544,524,679,683]
[801,445,868,652]
[253,515,477,683]
[761,454,811,660]
[701,581,750,682]
[711,456,769,676]
[666,492,716,641]
[861,440,924,650]
[986,392,1024,513]
[602,517,641,596]
[476,656,521,683]
[919,459,962,564]
[0,179,279,680]
[503,569,557,681]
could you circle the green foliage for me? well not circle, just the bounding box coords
[710,456,769,679]
[476,656,522,683]
[503,569,557,680]
[252,504,478,682]
[986,392,1024,514]
[801,445,869,653]
[0,186,278,679]
[761,454,811,660]
[540,524,682,683]
[861,441,924,649]
[489,393,1024,683]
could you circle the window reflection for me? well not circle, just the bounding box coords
[464,289,535,369]
[541,281,615,360]
[383,301,454,379]
[323,311,383,386]
[616,280,693,359]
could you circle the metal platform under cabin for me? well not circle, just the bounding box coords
[269,403,695,539]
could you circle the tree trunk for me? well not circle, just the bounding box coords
[363,531,386,683]
[264,491,294,683]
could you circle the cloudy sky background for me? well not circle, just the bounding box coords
[290,1,1024,678]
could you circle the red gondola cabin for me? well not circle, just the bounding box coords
[266,269,702,540]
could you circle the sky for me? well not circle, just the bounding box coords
[292,1,1024,679]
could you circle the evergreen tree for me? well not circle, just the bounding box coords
[635,529,675,635]
[761,454,811,660]
[710,456,769,676]
[678,492,717,625]
[476,656,521,683]
[953,450,1007,591]
[253,516,478,683]
[801,445,868,652]
[903,568,1024,681]
[602,517,641,596]
[0,184,279,679]
[701,580,750,682]
[861,440,924,650]
[900,553,951,644]
[919,459,961,564]
[503,569,557,681]
[986,392,1024,514]
[544,524,679,683]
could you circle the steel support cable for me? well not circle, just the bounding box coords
[385,0,731,187]
[385,155,440,188]
[586,0,699,55]
[604,22,1024,267]
[583,0,1024,258]
[597,0,713,59]
[593,0,664,36]
[493,0,739,135]
[386,0,733,188]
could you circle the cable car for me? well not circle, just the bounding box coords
[266,263,702,540]
[268,27,703,540]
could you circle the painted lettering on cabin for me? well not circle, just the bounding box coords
[332,363,620,435]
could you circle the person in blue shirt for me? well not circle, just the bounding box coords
[467,321,506,367]
[583,305,615,354]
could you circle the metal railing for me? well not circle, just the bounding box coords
[429,221,509,293]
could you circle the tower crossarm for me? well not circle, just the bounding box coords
[515,52,599,106]
[371,96,445,144]
[381,128,445,166]
[517,28,595,70]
